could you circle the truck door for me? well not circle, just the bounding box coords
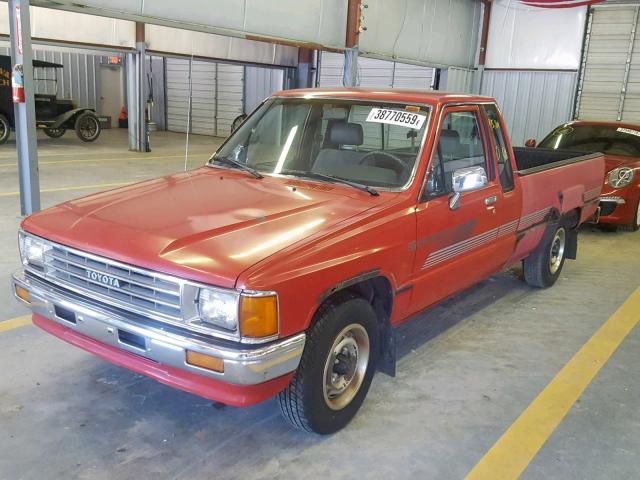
[408,105,515,314]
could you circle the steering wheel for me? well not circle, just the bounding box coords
[359,150,410,178]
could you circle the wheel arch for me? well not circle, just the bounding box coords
[315,271,396,377]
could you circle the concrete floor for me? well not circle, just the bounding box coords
[0,129,639,479]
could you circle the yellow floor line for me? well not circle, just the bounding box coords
[0,315,32,333]
[465,287,640,480]
[0,181,131,197]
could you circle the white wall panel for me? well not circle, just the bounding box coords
[0,6,135,48]
[31,0,347,51]
[486,1,586,69]
[359,0,481,68]
[319,52,434,90]
[481,70,578,147]
[145,24,297,67]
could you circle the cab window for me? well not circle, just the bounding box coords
[483,104,514,192]
[425,110,488,196]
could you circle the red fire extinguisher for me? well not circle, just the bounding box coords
[12,64,24,103]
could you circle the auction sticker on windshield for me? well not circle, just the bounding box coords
[366,108,426,129]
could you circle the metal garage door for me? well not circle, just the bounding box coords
[166,58,244,137]
[244,66,285,114]
[318,52,435,89]
[576,5,640,122]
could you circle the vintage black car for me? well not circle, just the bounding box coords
[0,55,101,144]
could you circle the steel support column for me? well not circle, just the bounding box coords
[127,22,147,151]
[8,0,40,215]
[343,0,362,87]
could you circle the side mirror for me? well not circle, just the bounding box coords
[452,166,488,193]
[449,166,488,210]
[525,138,537,148]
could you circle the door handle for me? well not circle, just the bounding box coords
[485,195,497,206]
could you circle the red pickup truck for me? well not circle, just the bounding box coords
[13,89,604,434]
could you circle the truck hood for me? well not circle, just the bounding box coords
[22,167,388,288]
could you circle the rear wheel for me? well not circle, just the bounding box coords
[43,127,66,138]
[75,112,101,142]
[0,114,10,145]
[524,224,567,288]
[619,199,640,232]
[278,291,379,434]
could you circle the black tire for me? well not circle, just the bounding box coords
[524,223,568,288]
[75,112,101,142]
[43,127,66,138]
[619,199,640,232]
[0,114,10,145]
[278,291,379,434]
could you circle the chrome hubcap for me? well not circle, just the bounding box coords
[549,228,566,275]
[323,324,369,411]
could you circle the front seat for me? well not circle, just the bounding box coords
[312,122,364,175]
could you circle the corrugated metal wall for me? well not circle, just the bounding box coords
[0,42,102,111]
[319,52,435,89]
[481,70,578,147]
[442,67,476,93]
[244,66,284,114]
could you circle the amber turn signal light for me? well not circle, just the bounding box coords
[186,350,224,373]
[15,285,30,303]
[239,295,278,338]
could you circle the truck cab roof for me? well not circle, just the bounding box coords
[272,87,496,106]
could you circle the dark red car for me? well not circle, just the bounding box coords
[530,121,640,231]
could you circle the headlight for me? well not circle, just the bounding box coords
[18,231,50,269]
[197,288,240,332]
[607,167,635,189]
[196,288,279,340]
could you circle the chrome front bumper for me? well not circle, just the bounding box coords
[12,270,305,386]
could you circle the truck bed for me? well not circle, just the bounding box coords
[508,148,604,263]
[513,147,601,175]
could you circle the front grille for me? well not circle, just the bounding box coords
[42,245,182,319]
[599,201,617,217]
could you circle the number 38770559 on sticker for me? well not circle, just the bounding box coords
[366,107,426,130]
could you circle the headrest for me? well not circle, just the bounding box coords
[439,129,462,156]
[330,122,364,146]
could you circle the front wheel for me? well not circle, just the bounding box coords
[43,127,66,138]
[619,199,640,232]
[524,224,567,288]
[75,112,101,142]
[278,292,379,434]
[0,114,10,145]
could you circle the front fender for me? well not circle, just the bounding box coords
[51,108,96,129]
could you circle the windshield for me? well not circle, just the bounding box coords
[209,97,431,189]
[538,124,640,157]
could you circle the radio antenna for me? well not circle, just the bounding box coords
[184,53,194,172]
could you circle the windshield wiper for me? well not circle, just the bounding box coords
[281,169,379,196]
[209,155,263,179]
